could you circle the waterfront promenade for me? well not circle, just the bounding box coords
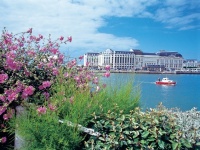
[93,70,200,74]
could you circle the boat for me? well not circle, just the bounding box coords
[155,77,176,85]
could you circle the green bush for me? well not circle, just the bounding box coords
[84,106,194,150]
[9,68,140,150]
[12,104,82,150]
[156,104,200,149]
[49,68,140,125]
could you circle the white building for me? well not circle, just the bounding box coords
[183,59,199,68]
[84,49,184,71]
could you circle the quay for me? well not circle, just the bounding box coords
[93,70,200,74]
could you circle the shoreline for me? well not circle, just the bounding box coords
[93,70,200,74]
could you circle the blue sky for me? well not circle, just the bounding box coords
[1,0,199,60]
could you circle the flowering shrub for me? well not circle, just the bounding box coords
[0,28,76,147]
[0,28,112,148]
[9,67,140,149]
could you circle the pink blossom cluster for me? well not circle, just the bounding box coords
[39,81,51,90]
[37,103,57,115]
[0,73,8,83]
[103,65,111,78]
[0,137,6,143]
[0,28,74,143]
[22,86,35,99]
[0,28,110,144]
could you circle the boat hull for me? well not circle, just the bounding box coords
[155,81,176,85]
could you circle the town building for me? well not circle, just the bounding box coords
[84,49,184,71]
[183,59,199,68]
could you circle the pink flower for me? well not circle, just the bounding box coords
[79,56,84,60]
[86,62,90,67]
[86,74,91,81]
[24,68,30,76]
[23,86,35,96]
[6,57,22,71]
[37,106,47,115]
[64,72,69,78]
[0,106,7,115]
[103,72,110,78]
[52,68,59,76]
[60,36,64,41]
[0,73,8,83]
[47,62,53,68]
[0,95,6,102]
[39,34,43,39]
[7,91,18,102]
[50,48,58,54]
[37,63,43,69]
[93,77,98,84]
[67,36,72,42]
[3,114,9,120]
[105,65,110,71]
[48,104,56,111]
[16,81,24,93]
[74,76,80,82]
[42,81,51,89]
[27,28,32,34]
[1,137,7,143]
[27,50,36,57]
[43,92,50,100]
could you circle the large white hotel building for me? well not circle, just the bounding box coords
[84,49,184,71]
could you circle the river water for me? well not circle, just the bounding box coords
[102,73,200,111]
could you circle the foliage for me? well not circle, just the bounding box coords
[0,28,75,148]
[155,104,200,149]
[84,105,194,150]
[98,76,140,114]
[50,68,140,124]
[9,66,140,149]
[10,104,82,150]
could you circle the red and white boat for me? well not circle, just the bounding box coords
[155,77,176,85]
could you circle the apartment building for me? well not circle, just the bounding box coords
[84,49,184,71]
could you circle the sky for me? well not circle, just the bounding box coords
[0,0,200,60]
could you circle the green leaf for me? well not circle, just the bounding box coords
[132,131,139,138]
[147,138,155,142]
[158,140,165,149]
[140,140,146,144]
[196,142,200,146]
[172,142,178,150]
[181,139,192,148]
[121,115,125,121]
[99,137,105,141]
[127,140,133,144]
[141,131,149,138]
[123,131,129,134]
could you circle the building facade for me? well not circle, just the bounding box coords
[183,59,199,68]
[84,49,184,71]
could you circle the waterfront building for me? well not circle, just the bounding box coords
[183,59,199,68]
[84,49,184,71]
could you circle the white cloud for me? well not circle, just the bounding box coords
[0,0,199,57]
[154,0,200,30]
[0,0,140,55]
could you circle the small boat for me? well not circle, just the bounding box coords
[155,77,176,85]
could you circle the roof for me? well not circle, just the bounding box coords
[143,52,156,55]
[115,51,134,54]
[85,52,99,55]
[156,51,182,57]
